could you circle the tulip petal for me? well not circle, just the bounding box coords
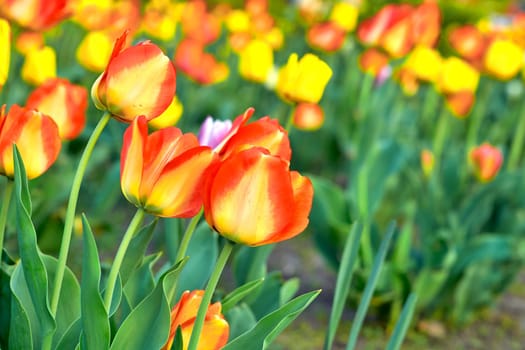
[120,116,147,207]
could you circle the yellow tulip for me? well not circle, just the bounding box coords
[239,39,274,83]
[148,96,184,129]
[404,45,442,83]
[226,9,250,33]
[484,39,524,80]
[0,19,10,89]
[21,46,56,86]
[76,31,113,72]
[330,2,359,32]
[437,56,479,94]
[276,53,333,104]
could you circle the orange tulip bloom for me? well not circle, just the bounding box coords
[411,2,440,47]
[306,21,347,53]
[162,290,229,350]
[213,108,291,162]
[120,116,215,218]
[180,0,220,45]
[0,104,61,179]
[292,102,324,131]
[0,0,71,31]
[91,30,176,123]
[174,38,229,85]
[26,78,87,140]
[469,143,503,183]
[448,25,486,62]
[445,91,475,118]
[203,147,313,246]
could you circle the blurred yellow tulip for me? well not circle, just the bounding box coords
[437,56,479,94]
[404,45,442,83]
[21,46,56,86]
[330,2,359,32]
[239,39,274,83]
[148,96,184,129]
[76,31,113,72]
[0,19,10,89]
[484,39,523,80]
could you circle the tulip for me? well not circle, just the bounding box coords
[262,26,284,50]
[329,2,359,32]
[0,19,9,89]
[0,0,71,31]
[198,116,232,150]
[437,56,479,94]
[469,143,503,182]
[0,104,61,179]
[148,96,183,129]
[180,0,220,45]
[448,25,486,62]
[203,147,313,246]
[358,48,390,77]
[21,46,56,86]
[306,22,347,53]
[411,2,440,47]
[420,149,434,177]
[225,9,250,33]
[292,102,324,131]
[76,31,114,72]
[161,290,229,350]
[445,91,475,118]
[15,31,43,56]
[141,1,178,42]
[213,108,291,162]
[120,116,215,218]
[91,30,176,122]
[394,67,419,96]
[404,45,442,83]
[484,39,523,80]
[276,53,333,104]
[26,78,87,140]
[239,39,274,83]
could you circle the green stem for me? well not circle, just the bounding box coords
[187,241,233,350]
[357,167,373,268]
[432,107,450,174]
[508,100,525,171]
[356,73,374,120]
[49,113,111,317]
[167,210,203,304]
[0,180,13,256]
[421,87,439,137]
[103,208,145,310]
[466,84,491,151]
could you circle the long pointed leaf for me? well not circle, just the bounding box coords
[386,293,418,350]
[346,222,396,350]
[80,215,110,350]
[221,278,264,313]
[120,219,157,285]
[324,222,363,350]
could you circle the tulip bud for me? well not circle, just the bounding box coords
[469,143,503,182]
[292,102,324,131]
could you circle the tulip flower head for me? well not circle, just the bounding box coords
[21,45,57,86]
[329,2,359,32]
[0,19,9,89]
[469,143,503,183]
[292,102,324,131]
[276,53,333,104]
[91,30,176,122]
[26,78,87,140]
[162,290,229,350]
[198,116,233,150]
[0,0,71,31]
[76,31,114,72]
[306,21,347,53]
[203,147,313,246]
[239,39,274,83]
[120,116,215,218]
[484,39,524,80]
[0,104,61,179]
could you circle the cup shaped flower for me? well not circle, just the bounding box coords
[203,147,313,246]
[484,39,524,80]
[0,104,61,179]
[198,116,233,150]
[0,0,71,31]
[162,290,229,350]
[469,143,503,183]
[276,53,333,104]
[239,39,274,83]
[212,108,291,162]
[26,78,87,140]
[0,19,9,90]
[121,116,215,218]
[91,30,176,122]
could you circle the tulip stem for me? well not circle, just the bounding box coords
[508,100,525,171]
[466,83,490,151]
[103,208,145,310]
[0,180,13,257]
[432,107,450,174]
[49,113,111,318]
[187,241,233,350]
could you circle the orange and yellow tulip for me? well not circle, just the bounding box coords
[411,2,440,47]
[0,104,61,179]
[469,143,503,182]
[91,30,176,122]
[203,147,313,246]
[292,102,324,131]
[26,78,87,140]
[0,0,71,30]
[162,290,229,350]
[120,116,215,218]
[276,53,332,104]
[448,25,486,63]
[180,0,220,45]
[306,22,347,53]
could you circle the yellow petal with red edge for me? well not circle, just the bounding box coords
[143,146,214,218]
[256,171,313,246]
[120,116,147,207]
[207,148,294,245]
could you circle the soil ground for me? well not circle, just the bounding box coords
[268,234,525,350]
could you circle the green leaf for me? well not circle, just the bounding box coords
[8,288,33,350]
[233,245,273,287]
[345,223,395,350]
[170,327,183,350]
[80,215,110,350]
[55,318,81,350]
[221,278,264,313]
[385,293,418,350]
[279,278,299,305]
[123,253,160,310]
[110,260,187,350]
[225,304,257,340]
[12,146,55,343]
[174,222,218,299]
[0,256,14,348]
[108,274,122,317]
[324,222,363,350]
[248,272,282,320]
[120,219,158,286]
[223,290,320,350]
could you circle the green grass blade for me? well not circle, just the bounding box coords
[385,293,418,350]
[324,222,363,350]
[345,222,396,350]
